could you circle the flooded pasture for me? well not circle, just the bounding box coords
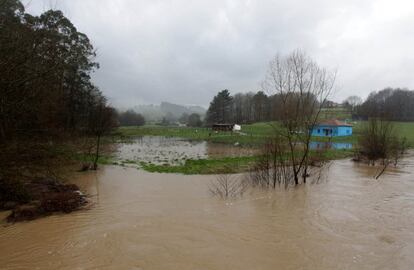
[1,154,414,269]
[116,136,258,165]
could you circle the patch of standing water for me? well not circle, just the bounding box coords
[115,136,259,165]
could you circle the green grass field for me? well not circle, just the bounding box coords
[319,107,352,120]
[115,120,414,148]
[115,124,271,146]
[111,120,414,174]
[137,149,353,175]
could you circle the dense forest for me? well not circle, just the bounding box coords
[206,89,276,124]
[0,1,116,202]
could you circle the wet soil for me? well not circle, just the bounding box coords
[4,178,87,223]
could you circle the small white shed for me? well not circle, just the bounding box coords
[233,124,241,131]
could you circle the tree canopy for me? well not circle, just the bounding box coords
[355,88,414,121]
[205,89,233,125]
[0,0,117,184]
[0,0,115,142]
[118,110,145,126]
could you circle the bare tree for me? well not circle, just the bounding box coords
[89,98,117,170]
[262,50,336,185]
[249,134,331,188]
[343,95,362,114]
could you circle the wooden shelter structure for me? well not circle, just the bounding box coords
[212,123,235,132]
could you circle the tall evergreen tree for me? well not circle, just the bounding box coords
[206,89,233,124]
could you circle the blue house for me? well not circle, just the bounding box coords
[311,119,353,137]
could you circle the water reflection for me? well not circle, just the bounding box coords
[310,141,353,150]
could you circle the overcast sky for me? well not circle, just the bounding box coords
[24,0,414,108]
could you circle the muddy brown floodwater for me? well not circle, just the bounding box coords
[1,156,414,269]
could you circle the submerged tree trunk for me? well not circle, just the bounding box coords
[93,134,101,170]
[375,162,389,179]
[293,172,299,186]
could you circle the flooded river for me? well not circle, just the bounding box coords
[1,156,414,269]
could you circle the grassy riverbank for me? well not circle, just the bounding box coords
[138,149,354,174]
[140,156,257,174]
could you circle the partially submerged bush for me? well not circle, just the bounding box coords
[249,136,294,188]
[357,119,406,162]
[356,118,407,178]
[249,135,330,188]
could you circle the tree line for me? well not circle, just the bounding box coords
[206,87,414,125]
[1,0,117,198]
[206,89,272,124]
[205,89,320,125]
[352,88,414,121]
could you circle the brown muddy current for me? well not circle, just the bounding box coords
[1,157,414,269]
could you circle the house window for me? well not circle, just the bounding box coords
[318,129,320,133]
[347,130,350,134]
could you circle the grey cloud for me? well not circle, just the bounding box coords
[24,0,414,107]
